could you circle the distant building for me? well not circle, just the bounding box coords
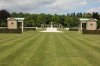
[79,18,97,31]
[7,17,25,32]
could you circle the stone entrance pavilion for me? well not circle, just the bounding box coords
[79,18,97,31]
[7,17,25,32]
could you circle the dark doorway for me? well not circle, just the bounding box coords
[17,22,21,29]
[82,23,86,30]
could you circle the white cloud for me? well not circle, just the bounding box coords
[80,1,87,5]
[45,0,88,13]
[48,0,87,9]
[0,0,88,14]
[87,7,100,13]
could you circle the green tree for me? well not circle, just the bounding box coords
[92,12,99,20]
[25,19,35,27]
[97,20,100,29]
[0,10,11,27]
[59,15,65,26]
[64,16,79,27]
[36,13,46,27]
[11,12,18,17]
[51,14,61,24]
[25,14,36,27]
[64,16,71,27]
[45,14,52,24]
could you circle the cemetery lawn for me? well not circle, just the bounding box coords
[0,31,100,66]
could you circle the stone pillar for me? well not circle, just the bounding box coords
[22,21,24,32]
[80,22,82,31]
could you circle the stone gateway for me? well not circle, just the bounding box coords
[7,17,25,32]
[79,18,97,31]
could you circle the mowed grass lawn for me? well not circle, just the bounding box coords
[0,31,100,66]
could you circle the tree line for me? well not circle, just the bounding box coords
[0,10,100,27]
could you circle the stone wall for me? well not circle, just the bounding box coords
[86,21,97,30]
[7,20,17,29]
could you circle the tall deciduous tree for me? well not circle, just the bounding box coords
[0,10,11,27]
[92,12,99,20]
[36,13,46,27]
[51,14,61,24]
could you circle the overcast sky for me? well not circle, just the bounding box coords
[0,0,100,14]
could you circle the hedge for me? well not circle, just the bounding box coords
[25,28,36,31]
[0,28,22,33]
[69,28,79,31]
[82,30,100,34]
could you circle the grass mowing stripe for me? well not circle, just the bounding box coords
[67,32,100,55]
[26,33,49,66]
[0,31,36,46]
[74,36,100,53]
[58,33,92,66]
[53,33,74,66]
[65,32,100,50]
[40,33,64,66]
[61,34,93,66]
[0,32,34,45]
[71,31,100,44]
[71,32,100,45]
[40,33,62,66]
[0,31,100,66]
[0,32,40,63]
[0,35,20,44]
[10,33,48,66]
[0,33,41,66]
[0,31,36,43]
[55,33,79,57]
[0,32,36,54]
[44,33,57,66]
[0,33,28,43]
[78,35,100,45]
[0,34,14,40]
[63,32,100,66]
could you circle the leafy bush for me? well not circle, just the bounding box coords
[25,27,36,31]
[69,28,79,31]
[0,28,22,33]
[82,30,100,34]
